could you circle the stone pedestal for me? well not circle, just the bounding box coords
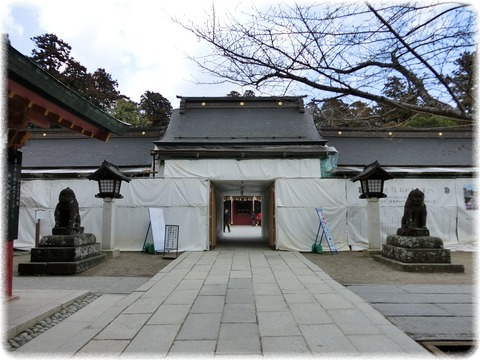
[101,197,119,257]
[18,233,106,275]
[374,234,464,273]
[366,198,382,251]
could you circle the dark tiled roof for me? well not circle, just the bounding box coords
[21,132,157,169]
[326,136,473,167]
[154,97,331,159]
[157,97,326,145]
[20,127,474,170]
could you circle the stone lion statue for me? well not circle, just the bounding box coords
[54,187,82,235]
[401,188,427,229]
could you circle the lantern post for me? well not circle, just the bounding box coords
[88,161,130,257]
[352,161,393,255]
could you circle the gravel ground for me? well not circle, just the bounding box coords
[302,250,476,285]
[14,249,476,285]
[13,251,174,277]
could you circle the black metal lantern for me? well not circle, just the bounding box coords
[351,161,393,199]
[88,160,130,198]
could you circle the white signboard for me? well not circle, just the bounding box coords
[164,225,179,258]
[316,208,338,254]
[35,209,45,220]
[148,208,165,252]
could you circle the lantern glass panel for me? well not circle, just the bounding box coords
[114,180,121,194]
[368,179,383,193]
[360,179,368,195]
[99,179,115,194]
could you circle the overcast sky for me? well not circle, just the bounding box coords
[1,0,279,109]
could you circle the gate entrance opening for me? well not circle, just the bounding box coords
[209,180,275,249]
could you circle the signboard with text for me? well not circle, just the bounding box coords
[315,208,338,254]
[163,225,179,259]
[7,150,22,240]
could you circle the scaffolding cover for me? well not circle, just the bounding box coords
[15,177,476,252]
[162,159,322,179]
[16,178,210,251]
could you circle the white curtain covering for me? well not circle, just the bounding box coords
[15,178,209,251]
[16,176,476,252]
[275,178,476,251]
[163,159,322,179]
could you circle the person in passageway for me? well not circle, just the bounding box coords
[224,208,231,232]
[256,212,262,226]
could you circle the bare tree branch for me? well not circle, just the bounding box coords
[175,2,475,122]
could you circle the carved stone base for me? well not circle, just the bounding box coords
[31,243,102,262]
[18,233,105,275]
[52,227,85,235]
[18,255,106,275]
[39,233,96,247]
[382,244,451,263]
[385,235,443,249]
[396,228,430,236]
[373,234,464,273]
[373,255,464,273]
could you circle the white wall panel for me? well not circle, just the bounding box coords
[15,176,475,252]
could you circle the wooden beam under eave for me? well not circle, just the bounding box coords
[93,131,111,142]
[8,129,30,149]
[26,108,52,129]
[8,79,115,142]
[8,99,31,129]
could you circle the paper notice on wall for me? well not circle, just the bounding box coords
[455,180,478,250]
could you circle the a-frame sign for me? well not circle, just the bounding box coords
[315,208,338,255]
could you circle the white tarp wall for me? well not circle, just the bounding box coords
[346,178,473,251]
[163,159,322,179]
[15,178,210,251]
[16,160,476,252]
[276,179,348,251]
[276,178,476,251]
[162,159,476,251]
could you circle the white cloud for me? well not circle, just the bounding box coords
[2,0,270,107]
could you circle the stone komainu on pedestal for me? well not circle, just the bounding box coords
[374,188,464,272]
[53,187,84,235]
[397,188,429,236]
[18,187,106,275]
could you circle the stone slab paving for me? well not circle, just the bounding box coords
[348,284,476,342]
[12,249,431,357]
[12,275,150,294]
[6,289,90,339]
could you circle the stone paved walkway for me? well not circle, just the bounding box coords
[11,249,431,357]
[348,284,475,342]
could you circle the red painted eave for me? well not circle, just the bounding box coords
[8,79,112,144]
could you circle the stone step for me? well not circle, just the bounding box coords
[374,255,465,273]
[382,244,451,263]
[18,254,107,275]
[39,233,97,247]
[31,243,102,262]
[386,235,444,249]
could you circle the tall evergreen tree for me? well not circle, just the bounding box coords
[139,91,172,127]
[377,76,416,125]
[447,51,476,115]
[30,33,121,111]
[89,68,121,110]
[110,99,149,127]
[30,33,72,78]
[319,99,351,127]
